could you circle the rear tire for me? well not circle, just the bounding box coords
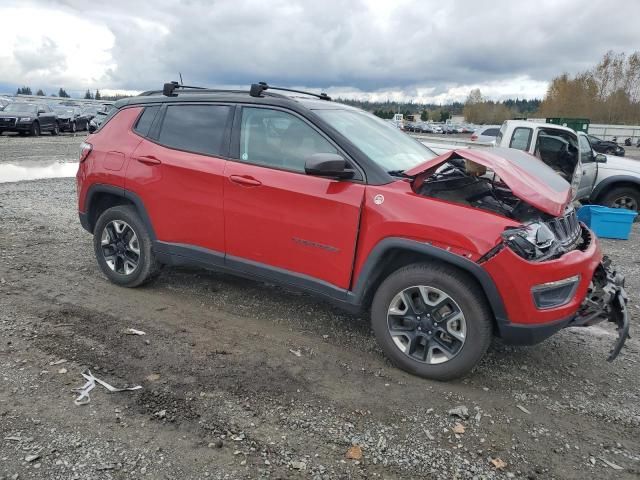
[371,263,493,381]
[71,121,77,133]
[600,186,640,216]
[93,205,161,287]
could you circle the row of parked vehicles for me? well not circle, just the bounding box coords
[0,97,111,136]
[399,121,476,134]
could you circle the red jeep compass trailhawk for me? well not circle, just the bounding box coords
[76,82,629,380]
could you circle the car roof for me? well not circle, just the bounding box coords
[114,91,360,114]
[505,119,576,134]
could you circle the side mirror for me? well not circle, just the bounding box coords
[595,153,607,163]
[304,153,354,179]
[37,108,46,115]
[88,123,97,133]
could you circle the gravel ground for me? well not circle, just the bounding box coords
[0,135,639,479]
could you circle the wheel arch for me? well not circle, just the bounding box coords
[349,238,508,328]
[591,175,640,203]
[83,184,156,240]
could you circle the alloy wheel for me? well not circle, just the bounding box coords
[613,195,638,211]
[387,285,466,364]
[100,220,140,275]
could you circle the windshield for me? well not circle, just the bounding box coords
[3,103,37,114]
[314,108,437,172]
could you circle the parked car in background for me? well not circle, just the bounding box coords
[88,110,110,132]
[470,125,501,143]
[587,134,625,157]
[0,97,12,110]
[0,102,59,136]
[52,105,90,132]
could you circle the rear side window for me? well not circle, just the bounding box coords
[482,128,499,136]
[509,127,532,151]
[134,106,160,137]
[158,105,231,156]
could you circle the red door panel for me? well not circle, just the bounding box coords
[224,161,364,288]
[125,139,226,253]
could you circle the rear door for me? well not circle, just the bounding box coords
[223,106,365,289]
[125,103,233,255]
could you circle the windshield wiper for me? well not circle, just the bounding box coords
[387,170,412,178]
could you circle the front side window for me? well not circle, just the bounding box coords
[314,108,436,172]
[579,134,594,162]
[158,104,231,156]
[509,127,532,151]
[239,107,337,172]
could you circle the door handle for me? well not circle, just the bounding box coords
[134,155,161,165]
[229,175,262,187]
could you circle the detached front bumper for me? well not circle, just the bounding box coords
[497,256,630,360]
[568,256,630,360]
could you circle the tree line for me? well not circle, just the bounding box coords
[464,51,640,125]
[15,87,110,101]
[538,51,640,124]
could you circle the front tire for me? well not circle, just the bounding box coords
[30,122,40,136]
[93,205,161,287]
[71,121,77,133]
[51,122,59,136]
[371,263,493,381]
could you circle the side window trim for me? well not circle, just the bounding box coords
[229,104,364,181]
[509,127,533,150]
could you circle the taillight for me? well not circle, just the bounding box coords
[470,135,478,141]
[79,142,92,163]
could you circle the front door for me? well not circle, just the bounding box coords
[577,134,598,200]
[224,106,365,289]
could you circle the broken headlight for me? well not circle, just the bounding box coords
[502,222,560,261]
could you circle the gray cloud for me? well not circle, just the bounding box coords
[6,0,640,100]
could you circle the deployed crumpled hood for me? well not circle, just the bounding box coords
[405,147,572,217]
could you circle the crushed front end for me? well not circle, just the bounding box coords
[570,257,629,360]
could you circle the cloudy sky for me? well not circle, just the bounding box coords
[0,0,638,103]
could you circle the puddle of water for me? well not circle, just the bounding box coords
[0,162,79,183]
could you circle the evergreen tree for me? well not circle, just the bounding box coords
[420,109,429,121]
[36,89,45,96]
[84,89,93,99]
[95,90,101,100]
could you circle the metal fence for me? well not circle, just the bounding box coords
[588,124,640,142]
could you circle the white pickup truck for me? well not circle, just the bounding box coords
[423,120,640,212]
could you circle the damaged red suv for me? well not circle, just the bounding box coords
[76,82,629,380]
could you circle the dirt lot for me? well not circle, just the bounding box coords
[0,135,639,479]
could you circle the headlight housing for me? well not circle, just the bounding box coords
[502,222,561,261]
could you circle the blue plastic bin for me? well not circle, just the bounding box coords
[576,205,637,240]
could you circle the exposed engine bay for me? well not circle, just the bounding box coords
[415,158,584,261]
[416,158,544,222]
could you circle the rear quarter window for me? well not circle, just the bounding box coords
[133,105,160,137]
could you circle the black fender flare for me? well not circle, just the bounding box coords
[591,175,640,202]
[347,237,509,326]
[81,184,157,240]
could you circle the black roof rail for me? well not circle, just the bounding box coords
[250,82,331,101]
